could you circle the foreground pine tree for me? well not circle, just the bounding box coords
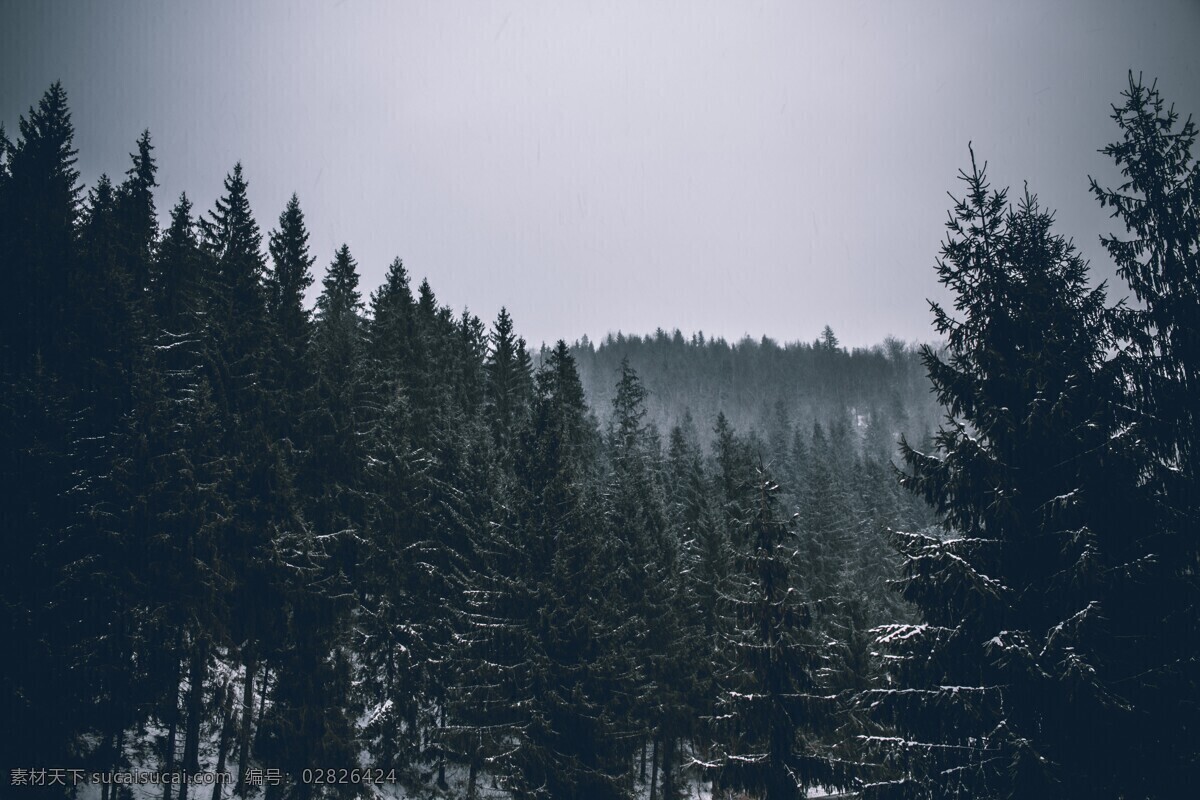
[867,151,1151,798]
[604,360,676,787]
[707,471,849,800]
[501,342,636,800]
[0,82,86,782]
[1089,73,1200,791]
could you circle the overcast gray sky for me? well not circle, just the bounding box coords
[3,0,1198,349]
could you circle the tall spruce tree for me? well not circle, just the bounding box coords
[307,244,367,577]
[116,129,157,302]
[604,360,684,798]
[141,189,234,800]
[500,341,635,800]
[356,256,425,776]
[485,306,534,457]
[440,307,537,798]
[868,151,1148,798]
[0,83,84,784]
[199,162,296,795]
[199,162,267,414]
[265,193,316,447]
[1,81,80,368]
[707,472,848,800]
[661,419,715,800]
[1089,73,1200,791]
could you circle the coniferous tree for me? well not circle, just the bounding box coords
[356,257,425,775]
[307,244,368,579]
[2,81,81,368]
[116,129,157,302]
[661,418,716,798]
[605,360,682,798]
[1089,73,1200,790]
[138,189,234,800]
[0,83,85,784]
[442,307,536,798]
[485,306,534,458]
[265,194,316,447]
[708,472,849,800]
[868,151,1148,798]
[68,149,157,784]
[256,244,362,799]
[199,162,295,795]
[500,342,634,800]
[152,194,204,332]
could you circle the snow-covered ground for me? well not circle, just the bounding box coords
[73,752,847,800]
[70,657,847,800]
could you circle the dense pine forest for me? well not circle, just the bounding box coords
[2,73,1198,800]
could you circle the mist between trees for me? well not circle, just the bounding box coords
[1,72,1197,800]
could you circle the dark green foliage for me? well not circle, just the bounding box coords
[708,474,850,800]
[9,75,1191,800]
[489,342,635,800]
[571,327,940,454]
[0,83,88,784]
[307,244,368,573]
[1089,72,1200,791]
[0,80,963,800]
[265,193,316,446]
[605,360,685,796]
[869,150,1152,798]
[116,129,157,300]
[486,306,534,457]
[199,162,268,416]
[1,81,81,369]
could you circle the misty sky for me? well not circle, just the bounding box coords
[3,1,1199,349]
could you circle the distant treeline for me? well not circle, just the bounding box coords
[564,327,943,457]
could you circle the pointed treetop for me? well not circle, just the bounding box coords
[494,306,514,339]
[539,340,586,407]
[611,357,649,444]
[12,81,80,208]
[125,129,157,190]
[417,278,437,317]
[152,192,205,326]
[316,244,363,319]
[372,257,413,314]
[267,192,315,315]
[88,173,116,210]
[166,192,194,235]
[204,161,263,262]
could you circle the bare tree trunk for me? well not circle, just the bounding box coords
[212,683,238,800]
[649,736,659,800]
[101,708,124,800]
[115,729,130,800]
[162,634,184,800]
[255,668,269,741]
[233,656,256,797]
[466,736,479,800]
[436,702,448,789]
[663,734,679,800]
[162,712,179,800]
[101,732,113,800]
[180,635,209,800]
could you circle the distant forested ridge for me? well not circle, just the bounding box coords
[566,328,943,457]
[1,73,1197,800]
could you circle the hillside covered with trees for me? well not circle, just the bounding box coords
[1,73,1197,800]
